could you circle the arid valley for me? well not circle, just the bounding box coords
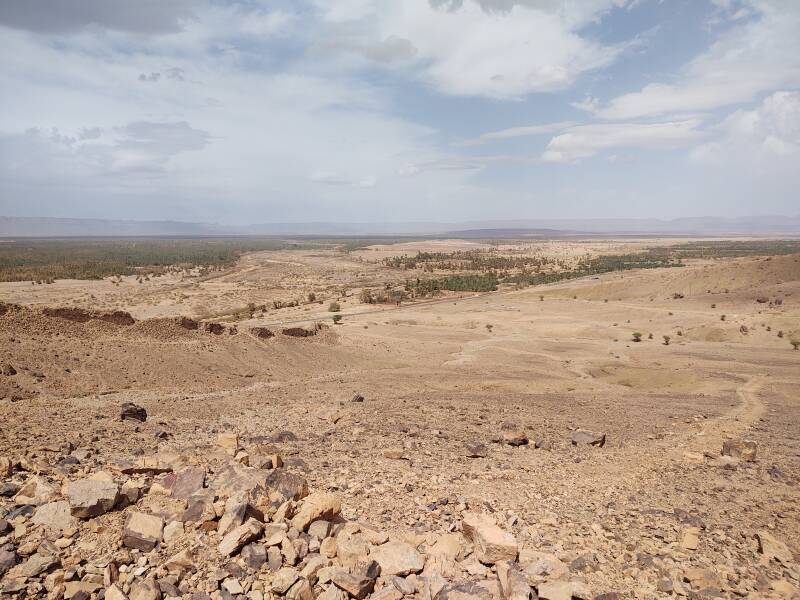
[0,237,798,600]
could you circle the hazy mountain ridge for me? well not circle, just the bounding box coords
[2,215,800,237]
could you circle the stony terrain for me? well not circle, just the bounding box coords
[0,244,798,600]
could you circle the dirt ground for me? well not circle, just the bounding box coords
[1,241,799,599]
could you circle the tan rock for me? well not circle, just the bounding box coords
[371,540,425,576]
[122,512,163,552]
[756,531,793,564]
[0,456,12,477]
[518,549,568,585]
[287,577,314,600]
[722,439,757,462]
[163,520,184,544]
[64,581,102,598]
[218,432,240,454]
[291,492,342,531]
[13,476,57,506]
[679,527,701,551]
[497,561,533,600]
[66,476,119,518]
[537,580,590,600]
[105,584,129,600]
[219,517,263,556]
[320,536,338,558]
[164,548,195,576]
[462,512,518,565]
[501,423,528,446]
[128,578,160,600]
[331,569,375,599]
[32,501,78,533]
[272,567,301,593]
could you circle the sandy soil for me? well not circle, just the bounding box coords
[1,243,798,599]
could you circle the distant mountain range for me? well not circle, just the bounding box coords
[2,215,800,237]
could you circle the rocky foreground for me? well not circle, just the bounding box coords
[0,401,795,600]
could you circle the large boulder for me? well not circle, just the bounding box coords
[722,439,757,462]
[462,512,518,565]
[371,540,425,576]
[13,476,57,506]
[266,469,309,502]
[331,570,375,599]
[756,531,792,564]
[219,518,263,557]
[123,512,164,551]
[31,501,78,533]
[66,476,119,518]
[291,492,341,531]
[163,466,206,499]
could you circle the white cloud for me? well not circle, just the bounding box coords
[313,0,633,100]
[595,1,800,119]
[542,119,705,162]
[463,121,576,145]
[690,90,800,167]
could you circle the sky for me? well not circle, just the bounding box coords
[0,0,798,224]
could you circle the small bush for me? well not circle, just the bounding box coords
[632,332,642,342]
[663,335,671,345]
[791,340,800,350]
[307,292,316,302]
[328,302,341,312]
[332,314,343,324]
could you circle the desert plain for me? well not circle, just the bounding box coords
[0,237,798,600]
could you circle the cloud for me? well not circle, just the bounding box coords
[542,119,705,162]
[0,0,195,35]
[594,1,800,119]
[463,121,576,145]
[0,121,211,189]
[315,33,418,64]
[313,0,633,100]
[690,90,800,167]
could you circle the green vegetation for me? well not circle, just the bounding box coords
[384,249,566,273]
[0,238,300,282]
[407,274,498,294]
[651,239,800,259]
[632,332,642,342]
[332,314,343,324]
[328,302,341,312]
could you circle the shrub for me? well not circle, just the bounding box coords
[720,315,726,321]
[328,302,341,312]
[332,314,343,324]
[486,324,493,332]
[307,292,316,302]
[791,340,800,350]
[632,332,642,342]
[663,335,671,345]
[777,330,784,338]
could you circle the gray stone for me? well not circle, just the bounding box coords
[571,429,606,447]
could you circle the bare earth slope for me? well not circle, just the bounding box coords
[0,249,798,599]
